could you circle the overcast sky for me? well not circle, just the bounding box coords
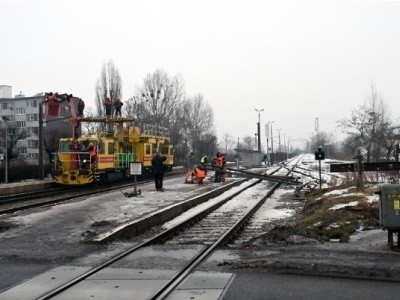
[1,0,400,149]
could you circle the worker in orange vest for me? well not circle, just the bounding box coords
[193,165,206,184]
[214,152,222,182]
[88,142,97,164]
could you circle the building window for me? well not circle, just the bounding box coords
[28,140,39,148]
[16,121,26,128]
[16,108,25,115]
[108,143,114,155]
[19,148,27,154]
[2,115,14,122]
[1,103,8,109]
[25,153,38,159]
[146,144,151,155]
[26,114,38,121]
[28,127,39,135]
[26,100,39,108]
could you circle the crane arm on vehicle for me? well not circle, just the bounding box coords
[45,92,79,147]
[45,92,78,127]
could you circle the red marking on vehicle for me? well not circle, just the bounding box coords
[98,156,115,163]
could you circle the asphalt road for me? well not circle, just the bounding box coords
[223,272,400,300]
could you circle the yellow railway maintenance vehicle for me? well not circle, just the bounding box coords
[47,92,174,186]
[53,118,174,186]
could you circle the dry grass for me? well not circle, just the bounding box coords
[295,183,380,241]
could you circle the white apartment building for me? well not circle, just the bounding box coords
[0,90,44,163]
[1,86,83,164]
[0,85,12,98]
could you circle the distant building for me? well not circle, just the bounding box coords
[0,87,77,164]
[0,85,12,98]
[235,148,263,167]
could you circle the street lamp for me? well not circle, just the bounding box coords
[268,121,274,165]
[277,128,282,153]
[283,133,286,159]
[255,108,264,152]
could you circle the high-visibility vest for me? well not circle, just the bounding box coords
[89,148,97,157]
[216,157,223,167]
[194,167,205,178]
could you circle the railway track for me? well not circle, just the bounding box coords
[32,158,301,299]
[0,169,185,215]
[0,187,68,205]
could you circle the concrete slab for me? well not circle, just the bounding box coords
[0,179,53,196]
[53,279,169,300]
[0,266,91,300]
[177,271,234,289]
[88,268,176,280]
[166,289,225,300]
[166,271,235,300]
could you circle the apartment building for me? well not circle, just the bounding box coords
[0,87,75,164]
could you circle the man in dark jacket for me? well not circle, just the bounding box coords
[114,98,123,117]
[151,151,167,191]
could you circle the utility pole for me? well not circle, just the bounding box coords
[270,122,274,165]
[39,99,44,180]
[5,122,7,183]
[255,108,264,152]
[277,129,282,153]
[265,123,270,165]
[1,117,9,183]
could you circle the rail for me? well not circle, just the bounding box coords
[35,158,301,299]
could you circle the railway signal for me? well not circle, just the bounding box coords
[315,147,325,190]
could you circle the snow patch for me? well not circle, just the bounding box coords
[329,201,359,210]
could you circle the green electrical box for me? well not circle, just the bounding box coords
[378,184,400,229]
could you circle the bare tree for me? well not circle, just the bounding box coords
[385,128,400,161]
[242,136,254,150]
[308,131,333,152]
[125,69,218,165]
[133,69,185,130]
[182,94,216,158]
[127,69,189,164]
[0,120,28,169]
[43,128,62,164]
[168,104,189,165]
[80,107,100,135]
[95,60,122,117]
[220,133,236,155]
[338,85,392,162]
